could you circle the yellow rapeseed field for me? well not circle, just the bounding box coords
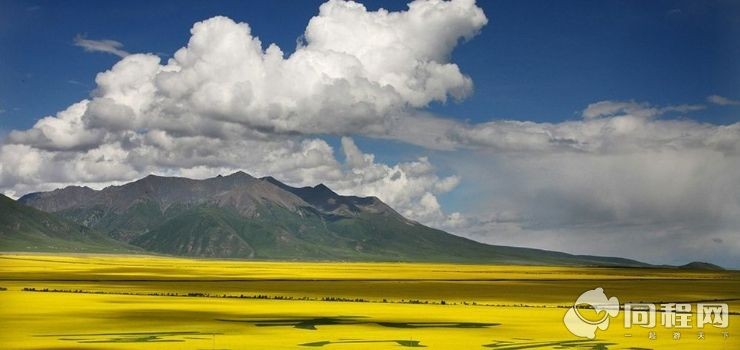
[0,254,737,349]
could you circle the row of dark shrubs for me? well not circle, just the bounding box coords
[19,287,558,309]
[19,287,465,306]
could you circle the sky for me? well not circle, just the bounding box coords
[0,0,739,267]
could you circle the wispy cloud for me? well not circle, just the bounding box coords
[708,95,740,106]
[67,79,90,87]
[581,100,704,120]
[73,35,129,58]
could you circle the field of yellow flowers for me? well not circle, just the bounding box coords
[0,254,737,349]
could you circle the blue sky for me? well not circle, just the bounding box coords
[1,0,739,266]
[2,0,738,130]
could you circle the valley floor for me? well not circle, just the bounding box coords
[0,254,738,349]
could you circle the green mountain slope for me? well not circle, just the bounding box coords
[132,207,255,258]
[0,194,139,253]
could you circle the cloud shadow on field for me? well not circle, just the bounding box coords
[483,339,619,349]
[35,331,221,345]
[217,315,499,330]
[300,339,426,347]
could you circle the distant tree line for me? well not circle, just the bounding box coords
[19,287,561,308]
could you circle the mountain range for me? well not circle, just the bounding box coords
[2,171,657,266]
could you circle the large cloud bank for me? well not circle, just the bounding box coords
[1,0,482,223]
[431,102,740,266]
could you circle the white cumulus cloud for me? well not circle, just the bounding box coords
[2,0,480,225]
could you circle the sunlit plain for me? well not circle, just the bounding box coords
[0,254,738,349]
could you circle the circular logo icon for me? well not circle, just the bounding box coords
[563,287,620,339]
